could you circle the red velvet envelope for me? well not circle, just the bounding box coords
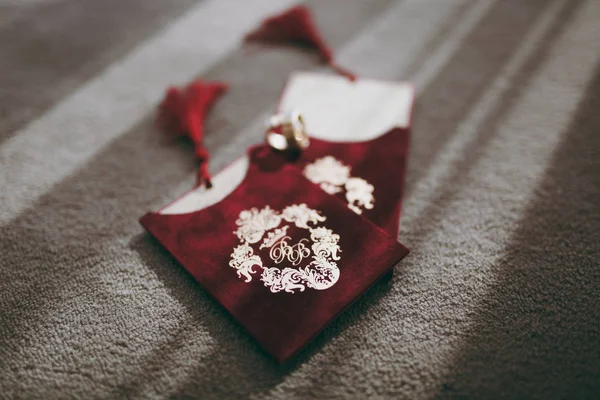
[140,145,409,362]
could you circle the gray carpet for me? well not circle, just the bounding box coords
[1,0,599,398]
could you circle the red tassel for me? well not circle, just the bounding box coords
[245,5,356,81]
[159,80,228,188]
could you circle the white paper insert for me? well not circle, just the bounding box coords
[279,72,413,141]
[160,72,414,215]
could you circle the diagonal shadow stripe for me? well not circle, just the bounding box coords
[336,0,475,79]
[0,0,202,142]
[380,1,598,397]
[404,0,556,205]
[401,0,583,248]
[0,0,300,226]
[435,53,600,400]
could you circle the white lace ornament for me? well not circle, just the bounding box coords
[229,204,341,294]
[303,156,375,214]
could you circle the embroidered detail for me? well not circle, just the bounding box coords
[281,203,326,228]
[260,226,289,249]
[309,226,341,261]
[229,204,341,294]
[303,156,349,195]
[303,156,375,214]
[229,243,263,283]
[234,206,281,244]
[345,177,375,215]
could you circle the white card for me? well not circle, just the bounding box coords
[279,72,413,141]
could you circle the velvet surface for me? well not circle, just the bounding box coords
[140,145,409,362]
[286,127,410,238]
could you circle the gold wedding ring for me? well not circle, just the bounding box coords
[265,110,310,152]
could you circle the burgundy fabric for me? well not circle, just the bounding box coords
[139,145,409,363]
[159,79,228,188]
[244,5,355,80]
[280,127,410,238]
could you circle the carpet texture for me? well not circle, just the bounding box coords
[1,0,599,398]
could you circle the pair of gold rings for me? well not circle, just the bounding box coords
[265,110,309,152]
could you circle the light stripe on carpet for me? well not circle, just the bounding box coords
[401,0,571,230]
[0,0,298,226]
[337,0,474,79]
[392,0,600,395]
[410,0,495,90]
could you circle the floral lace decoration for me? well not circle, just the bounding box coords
[229,204,341,294]
[303,156,375,214]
